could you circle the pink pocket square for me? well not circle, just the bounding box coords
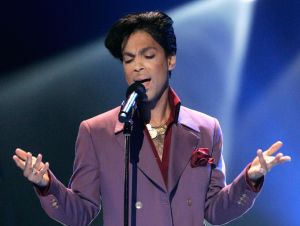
[191,148,215,168]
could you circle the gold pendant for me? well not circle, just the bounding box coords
[146,124,158,139]
[146,124,167,139]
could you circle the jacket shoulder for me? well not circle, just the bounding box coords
[179,105,220,132]
[81,106,120,130]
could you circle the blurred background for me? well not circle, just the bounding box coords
[1,0,299,225]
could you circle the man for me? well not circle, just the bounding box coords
[13,11,291,226]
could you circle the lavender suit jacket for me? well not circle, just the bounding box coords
[37,105,261,226]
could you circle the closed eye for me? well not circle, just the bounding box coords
[123,52,135,64]
[145,54,155,59]
[124,59,133,64]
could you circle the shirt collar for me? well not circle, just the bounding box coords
[167,87,181,125]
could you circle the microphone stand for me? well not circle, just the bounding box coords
[120,82,146,226]
[123,120,132,226]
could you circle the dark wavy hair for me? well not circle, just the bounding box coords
[105,11,177,61]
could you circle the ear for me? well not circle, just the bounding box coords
[167,55,176,71]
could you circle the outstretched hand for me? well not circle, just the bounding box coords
[248,141,291,181]
[13,148,50,187]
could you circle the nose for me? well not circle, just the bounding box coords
[134,57,144,72]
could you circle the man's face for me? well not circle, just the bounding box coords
[122,30,176,103]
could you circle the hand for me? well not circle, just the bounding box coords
[247,141,291,181]
[13,148,50,187]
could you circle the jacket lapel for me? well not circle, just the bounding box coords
[114,117,167,192]
[168,107,201,193]
[137,135,167,192]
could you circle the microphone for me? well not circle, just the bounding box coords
[118,82,146,123]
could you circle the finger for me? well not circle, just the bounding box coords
[257,149,268,172]
[274,152,283,162]
[268,153,283,168]
[15,148,29,161]
[276,152,284,159]
[33,154,43,170]
[268,153,292,171]
[23,152,33,177]
[264,141,283,156]
[12,155,26,170]
[276,155,291,164]
[39,162,49,176]
[279,156,292,163]
[31,162,49,185]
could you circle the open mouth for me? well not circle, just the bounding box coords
[138,78,151,84]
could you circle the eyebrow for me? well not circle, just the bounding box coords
[123,47,157,57]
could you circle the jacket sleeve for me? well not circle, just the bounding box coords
[204,118,263,225]
[35,121,101,226]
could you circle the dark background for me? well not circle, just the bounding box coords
[1,0,190,76]
[1,0,299,225]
